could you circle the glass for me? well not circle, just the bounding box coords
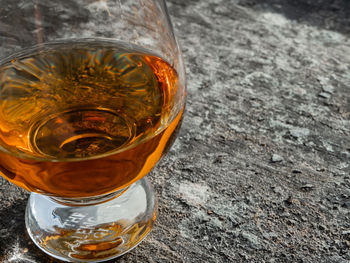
[0,0,186,262]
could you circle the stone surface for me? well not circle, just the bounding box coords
[1,0,350,262]
[271,154,284,163]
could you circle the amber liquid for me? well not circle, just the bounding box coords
[0,41,183,197]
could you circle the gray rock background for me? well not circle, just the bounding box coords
[1,0,350,262]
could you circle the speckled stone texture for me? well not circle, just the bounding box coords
[1,0,350,262]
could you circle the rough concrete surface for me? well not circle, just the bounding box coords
[1,0,350,262]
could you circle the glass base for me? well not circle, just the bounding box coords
[25,177,157,262]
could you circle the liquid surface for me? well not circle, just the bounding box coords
[0,41,184,197]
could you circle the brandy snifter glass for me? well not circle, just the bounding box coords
[0,0,186,262]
